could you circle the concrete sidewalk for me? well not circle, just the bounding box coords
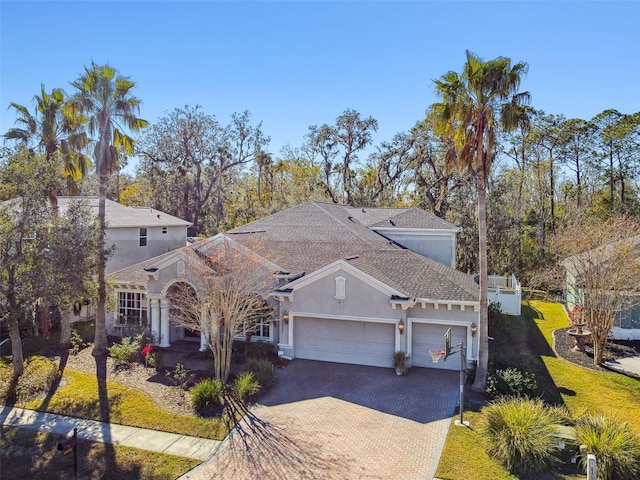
[604,356,640,379]
[0,405,220,461]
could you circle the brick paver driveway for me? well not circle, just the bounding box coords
[182,360,459,480]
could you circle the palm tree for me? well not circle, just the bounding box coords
[71,63,147,357]
[430,50,530,391]
[4,84,90,209]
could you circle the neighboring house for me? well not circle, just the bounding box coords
[563,243,640,340]
[108,202,481,370]
[57,197,192,274]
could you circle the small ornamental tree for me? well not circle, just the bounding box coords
[168,236,276,382]
[556,216,640,365]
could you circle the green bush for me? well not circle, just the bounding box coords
[69,329,84,355]
[486,367,537,399]
[190,378,224,410]
[108,335,142,366]
[233,371,261,401]
[575,413,640,480]
[245,340,274,360]
[479,397,559,476]
[244,358,275,389]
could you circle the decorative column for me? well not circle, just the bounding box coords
[150,298,160,345]
[199,305,207,352]
[160,298,171,347]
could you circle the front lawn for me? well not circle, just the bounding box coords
[23,369,230,440]
[435,299,640,480]
[0,425,200,480]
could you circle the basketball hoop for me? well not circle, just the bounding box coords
[429,349,446,364]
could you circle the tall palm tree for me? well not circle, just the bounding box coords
[71,63,147,357]
[430,50,530,391]
[4,84,90,209]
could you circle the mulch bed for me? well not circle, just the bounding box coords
[553,327,640,374]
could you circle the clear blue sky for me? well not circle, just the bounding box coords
[2,1,639,172]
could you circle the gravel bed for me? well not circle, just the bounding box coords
[553,327,640,373]
[51,347,196,417]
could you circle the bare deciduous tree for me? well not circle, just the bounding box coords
[556,216,640,365]
[168,236,276,381]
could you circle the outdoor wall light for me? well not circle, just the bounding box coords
[470,322,477,336]
[282,312,289,324]
[398,319,405,334]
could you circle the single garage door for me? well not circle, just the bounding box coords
[294,317,395,368]
[412,323,467,370]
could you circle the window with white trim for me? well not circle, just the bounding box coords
[118,292,148,326]
[139,228,147,247]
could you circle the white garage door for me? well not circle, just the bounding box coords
[412,323,467,370]
[294,317,395,368]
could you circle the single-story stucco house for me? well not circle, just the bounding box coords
[108,202,481,370]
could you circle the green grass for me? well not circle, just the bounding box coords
[435,299,640,480]
[1,425,200,480]
[23,369,230,440]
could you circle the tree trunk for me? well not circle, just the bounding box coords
[9,320,24,378]
[59,310,72,347]
[93,172,109,358]
[472,155,489,392]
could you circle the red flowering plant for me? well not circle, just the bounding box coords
[141,346,155,368]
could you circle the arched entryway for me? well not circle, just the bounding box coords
[166,281,203,344]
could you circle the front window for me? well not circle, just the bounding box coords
[250,320,271,339]
[118,291,148,326]
[139,228,147,247]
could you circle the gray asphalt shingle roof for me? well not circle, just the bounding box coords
[229,202,477,301]
[110,201,478,302]
[57,197,191,228]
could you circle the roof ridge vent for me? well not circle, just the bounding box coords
[344,255,359,260]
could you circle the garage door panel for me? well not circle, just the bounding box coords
[294,318,395,368]
[412,323,466,370]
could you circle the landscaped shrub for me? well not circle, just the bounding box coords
[233,371,261,401]
[166,363,188,389]
[245,340,274,360]
[486,367,537,399]
[244,358,274,389]
[69,328,85,355]
[190,378,224,411]
[108,336,141,366]
[479,397,559,476]
[575,413,640,480]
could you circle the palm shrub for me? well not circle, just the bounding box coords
[233,371,261,401]
[479,397,559,476]
[575,413,640,480]
[486,367,537,399]
[244,358,275,389]
[190,378,224,411]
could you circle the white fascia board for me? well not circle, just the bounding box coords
[282,259,407,298]
[111,281,147,291]
[415,298,480,312]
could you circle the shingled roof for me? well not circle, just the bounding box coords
[229,202,477,301]
[57,197,192,228]
[109,201,478,303]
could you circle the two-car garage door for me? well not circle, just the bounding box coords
[294,317,395,368]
